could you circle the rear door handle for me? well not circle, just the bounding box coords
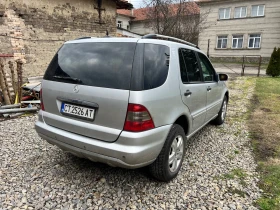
[207,87,212,91]
[184,90,192,96]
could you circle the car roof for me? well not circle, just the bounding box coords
[65,37,139,44]
[65,37,204,54]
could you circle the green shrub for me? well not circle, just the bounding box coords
[266,47,280,77]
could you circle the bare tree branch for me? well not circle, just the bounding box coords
[144,0,210,45]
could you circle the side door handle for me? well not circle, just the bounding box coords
[207,87,212,91]
[184,90,192,96]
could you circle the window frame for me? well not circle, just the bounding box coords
[234,6,247,18]
[117,20,122,28]
[216,35,228,49]
[248,34,262,49]
[232,35,244,49]
[251,5,265,17]
[219,8,231,20]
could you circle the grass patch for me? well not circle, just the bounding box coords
[234,150,240,154]
[257,162,280,210]
[228,188,247,198]
[249,78,280,159]
[231,168,247,179]
[248,77,280,209]
[222,168,248,187]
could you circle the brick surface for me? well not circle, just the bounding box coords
[0,0,117,77]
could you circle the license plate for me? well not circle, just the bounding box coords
[61,103,95,120]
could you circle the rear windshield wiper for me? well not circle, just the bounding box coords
[53,76,83,84]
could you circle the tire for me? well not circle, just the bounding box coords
[211,95,228,125]
[149,124,186,182]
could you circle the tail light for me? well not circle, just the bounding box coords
[40,88,45,111]
[124,104,155,132]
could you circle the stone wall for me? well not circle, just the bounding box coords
[210,56,270,64]
[0,0,117,77]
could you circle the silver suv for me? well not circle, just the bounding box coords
[35,34,229,182]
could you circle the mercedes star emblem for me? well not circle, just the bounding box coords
[73,85,79,93]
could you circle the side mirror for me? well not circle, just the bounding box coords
[219,73,228,81]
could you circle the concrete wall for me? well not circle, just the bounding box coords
[130,21,155,35]
[198,0,280,61]
[0,0,117,77]
[116,28,142,38]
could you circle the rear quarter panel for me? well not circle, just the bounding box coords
[128,43,193,135]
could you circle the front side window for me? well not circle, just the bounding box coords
[219,8,231,19]
[217,36,228,49]
[232,35,244,48]
[248,34,261,48]
[179,48,201,83]
[197,53,216,82]
[252,5,265,17]
[234,7,247,18]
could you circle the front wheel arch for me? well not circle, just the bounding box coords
[211,95,228,125]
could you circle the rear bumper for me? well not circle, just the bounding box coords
[35,111,171,169]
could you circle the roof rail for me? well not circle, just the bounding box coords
[142,34,199,49]
[75,37,93,40]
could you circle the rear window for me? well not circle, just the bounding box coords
[44,42,137,90]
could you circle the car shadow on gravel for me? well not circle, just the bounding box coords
[39,147,166,187]
[38,126,209,186]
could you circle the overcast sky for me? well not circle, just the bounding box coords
[130,0,194,9]
[130,0,147,8]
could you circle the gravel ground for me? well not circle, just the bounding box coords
[0,75,261,210]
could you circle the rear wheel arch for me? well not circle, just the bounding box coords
[149,124,186,181]
[174,115,190,136]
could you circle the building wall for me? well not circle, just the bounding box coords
[198,0,280,61]
[116,14,131,30]
[130,21,155,35]
[0,0,117,77]
[116,28,142,38]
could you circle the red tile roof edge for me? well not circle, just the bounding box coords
[117,2,200,21]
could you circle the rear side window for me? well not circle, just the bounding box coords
[44,42,137,90]
[143,44,170,90]
[179,48,201,83]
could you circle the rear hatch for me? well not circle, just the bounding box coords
[42,40,137,142]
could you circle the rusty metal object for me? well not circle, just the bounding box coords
[21,100,40,104]
[0,107,37,114]
[0,103,21,109]
[16,59,23,105]
[8,61,17,93]
[0,59,11,105]
[1,65,12,102]
[241,55,262,77]
[3,112,26,118]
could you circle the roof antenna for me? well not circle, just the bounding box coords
[106,30,109,37]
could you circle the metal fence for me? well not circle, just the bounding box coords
[241,55,262,77]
